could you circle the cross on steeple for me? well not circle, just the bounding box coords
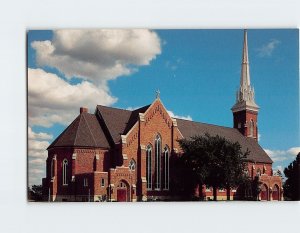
[156,89,160,99]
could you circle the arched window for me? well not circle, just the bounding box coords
[163,146,169,190]
[249,119,254,137]
[129,159,136,171]
[155,134,161,190]
[62,159,68,185]
[146,145,152,190]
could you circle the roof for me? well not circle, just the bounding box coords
[176,118,273,164]
[48,112,110,149]
[48,103,272,164]
[96,105,150,143]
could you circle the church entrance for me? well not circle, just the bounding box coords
[117,180,129,202]
[260,184,268,201]
[272,185,279,201]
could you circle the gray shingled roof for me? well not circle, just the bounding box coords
[176,118,273,164]
[96,105,150,143]
[48,112,110,149]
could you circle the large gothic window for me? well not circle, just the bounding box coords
[62,159,68,185]
[146,145,152,190]
[155,134,161,190]
[163,146,169,190]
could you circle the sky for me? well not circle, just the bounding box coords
[27,29,299,186]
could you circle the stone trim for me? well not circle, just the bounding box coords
[121,135,127,144]
[139,113,145,122]
[72,153,77,160]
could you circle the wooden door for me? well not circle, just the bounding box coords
[272,185,279,201]
[117,189,127,202]
[261,184,268,201]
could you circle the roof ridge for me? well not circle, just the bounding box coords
[175,117,236,131]
[97,104,150,113]
[82,113,97,146]
[48,114,80,149]
[73,114,82,146]
[97,104,132,112]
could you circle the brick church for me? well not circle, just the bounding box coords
[42,30,282,202]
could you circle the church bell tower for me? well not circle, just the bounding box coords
[231,30,259,140]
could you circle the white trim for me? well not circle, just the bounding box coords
[146,145,152,189]
[163,146,169,190]
[62,159,68,185]
[155,134,161,190]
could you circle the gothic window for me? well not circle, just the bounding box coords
[155,134,161,190]
[163,146,169,190]
[101,178,105,187]
[146,145,152,190]
[62,159,68,185]
[249,119,254,137]
[129,159,136,171]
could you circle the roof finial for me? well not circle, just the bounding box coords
[156,89,160,99]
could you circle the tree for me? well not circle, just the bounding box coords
[178,133,248,201]
[283,153,300,201]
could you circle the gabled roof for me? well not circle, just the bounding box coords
[176,118,272,164]
[48,112,110,149]
[96,105,150,143]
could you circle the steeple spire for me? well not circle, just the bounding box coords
[241,29,250,88]
[232,29,259,112]
[231,30,259,141]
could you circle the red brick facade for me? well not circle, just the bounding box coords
[42,98,282,202]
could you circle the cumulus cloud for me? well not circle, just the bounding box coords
[28,68,117,127]
[264,147,300,162]
[28,127,52,186]
[28,127,53,140]
[257,39,280,57]
[31,29,161,84]
[167,110,192,121]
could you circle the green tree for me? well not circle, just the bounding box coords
[178,133,248,201]
[283,153,300,201]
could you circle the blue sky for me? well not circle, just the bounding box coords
[27,29,299,185]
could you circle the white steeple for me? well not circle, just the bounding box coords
[232,30,259,113]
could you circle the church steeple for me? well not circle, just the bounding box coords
[231,30,259,140]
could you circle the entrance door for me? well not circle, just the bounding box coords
[261,184,268,201]
[272,185,279,201]
[117,189,127,202]
[117,180,129,202]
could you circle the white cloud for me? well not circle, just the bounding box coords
[28,128,51,186]
[28,139,49,159]
[264,147,300,162]
[31,29,161,84]
[167,110,192,121]
[257,133,261,142]
[28,127,53,140]
[28,68,117,127]
[287,147,300,156]
[257,39,280,57]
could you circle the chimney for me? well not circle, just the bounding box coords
[80,107,88,114]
